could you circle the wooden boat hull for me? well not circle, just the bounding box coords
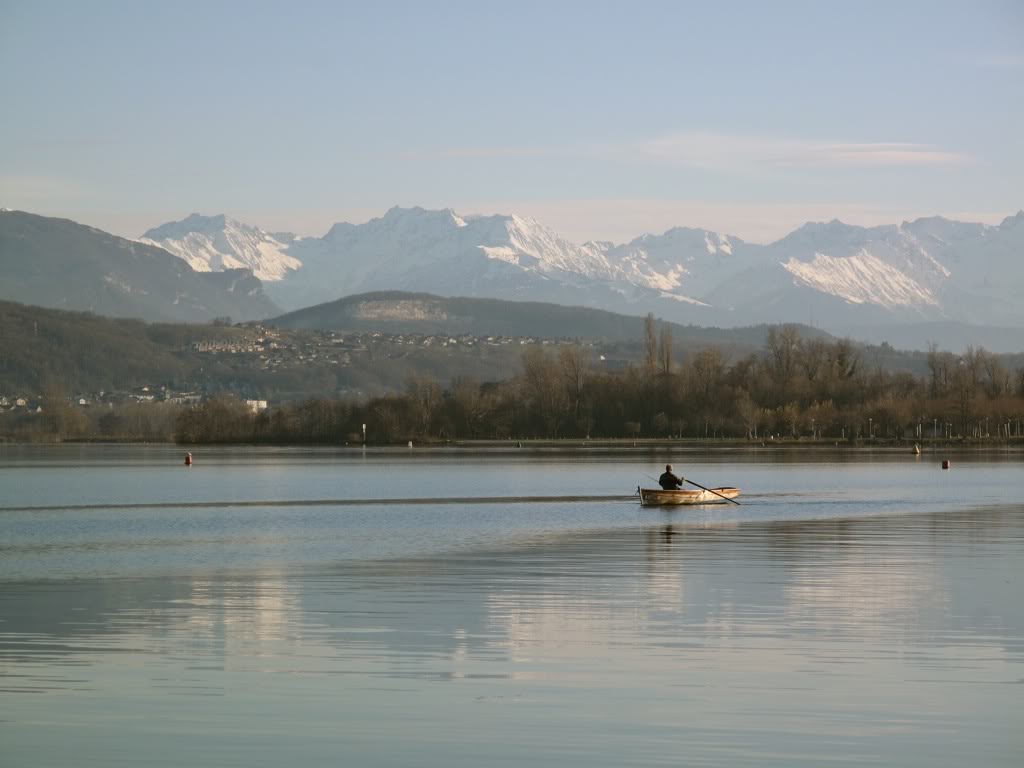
[639,487,740,506]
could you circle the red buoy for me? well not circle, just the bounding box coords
[184,453,193,466]
[941,459,950,469]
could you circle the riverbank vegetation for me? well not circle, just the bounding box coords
[175,326,1024,444]
[7,324,1022,445]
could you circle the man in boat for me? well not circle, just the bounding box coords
[658,464,684,490]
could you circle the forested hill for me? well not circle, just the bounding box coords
[0,301,250,393]
[3,299,1020,399]
[268,291,829,345]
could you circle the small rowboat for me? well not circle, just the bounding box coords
[639,486,741,506]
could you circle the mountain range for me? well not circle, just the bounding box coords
[2,205,1022,350]
[141,206,1024,334]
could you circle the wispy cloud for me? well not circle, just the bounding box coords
[974,52,1024,70]
[638,133,967,170]
[434,132,968,170]
[439,146,550,159]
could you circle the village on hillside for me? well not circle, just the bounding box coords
[0,326,607,418]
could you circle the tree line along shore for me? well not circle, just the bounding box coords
[4,324,1024,446]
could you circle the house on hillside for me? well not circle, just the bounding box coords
[164,391,201,405]
[132,386,156,402]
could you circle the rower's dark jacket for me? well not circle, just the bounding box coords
[658,471,683,490]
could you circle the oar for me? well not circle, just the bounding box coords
[683,477,740,505]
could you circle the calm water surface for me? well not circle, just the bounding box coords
[1,446,1022,766]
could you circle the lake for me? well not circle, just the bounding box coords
[1,445,1022,766]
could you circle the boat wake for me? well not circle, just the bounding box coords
[0,494,636,513]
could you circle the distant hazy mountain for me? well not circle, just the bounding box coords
[0,210,278,322]
[144,206,1024,337]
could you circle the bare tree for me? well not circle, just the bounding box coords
[372,397,405,442]
[926,341,953,397]
[766,325,801,384]
[522,347,569,437]
[644,313,657,377]
[658,326,673,375]
[405,372,442,438]
[780,401,802,438]
[800,337,828,383]
[451,377,493,438]
[734,389,759,438]
[689,346,725,399]
[952,362,976,437]
[979,348,1011,399]
[558,345,591,426]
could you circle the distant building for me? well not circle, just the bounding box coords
[132,386,156,402]
[164,391,201,405]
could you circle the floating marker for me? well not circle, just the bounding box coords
[184,453,193,466]
[942,459,950,469]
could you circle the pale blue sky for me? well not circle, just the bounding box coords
[1,0,1021,243]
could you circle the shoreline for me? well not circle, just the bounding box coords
[3,436,1024,454]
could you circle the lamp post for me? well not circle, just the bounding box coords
[869,417,873,439]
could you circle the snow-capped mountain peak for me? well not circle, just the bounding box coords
[137,205,1024,329]
[140,214,302,281]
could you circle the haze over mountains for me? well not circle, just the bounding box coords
[2,205,1022,351]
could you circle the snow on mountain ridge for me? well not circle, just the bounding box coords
[597,226,755,297]
[783,250,940,309]
[139,206,1024,326]
[140,215,302,281]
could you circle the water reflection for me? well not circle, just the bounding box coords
[2,508,1022,766]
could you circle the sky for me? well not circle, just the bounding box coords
[1,0,1022,244]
